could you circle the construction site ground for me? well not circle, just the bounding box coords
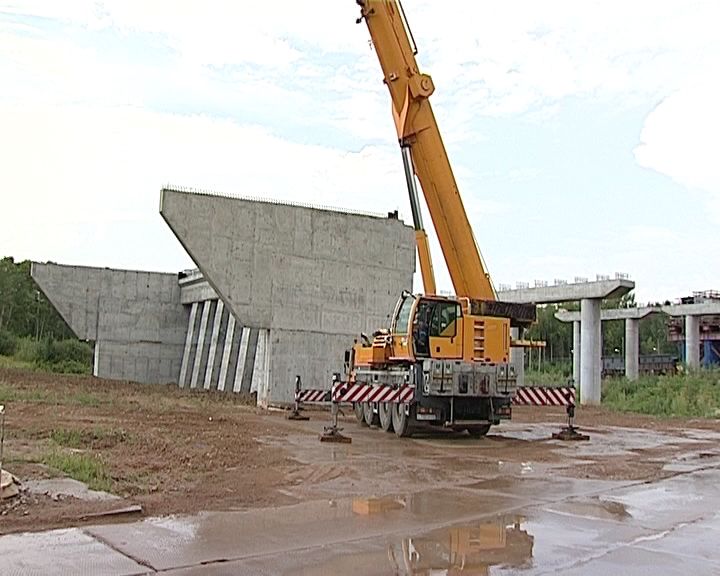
[1,367,720,574]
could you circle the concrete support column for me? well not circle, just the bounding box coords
[510,327,525,387]
[625,318,639,381]
[250,329,267,394]
[93,341,100,378]
[217,315,236,392]
[190,300,212,389]
[580,298,601,405]
[685,315,700,369]
[178,302,199,388]
[233,328,251,393]
[572,321,581,387]
[203,300,224,390]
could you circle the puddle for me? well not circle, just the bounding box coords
[385,514,534,575]
[548,496,632,522]
[659,449,720,473]
[351,496,405,515]
[10,467,720,574]
[552,426,700,459]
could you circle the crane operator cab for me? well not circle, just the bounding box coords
[351,291,536,368]
[410,297,461,358]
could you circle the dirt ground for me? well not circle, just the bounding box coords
[1,367,718,536]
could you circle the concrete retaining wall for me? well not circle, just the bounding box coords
[31,263,188,384]
[30,191,416,404]
[160,188,415,405]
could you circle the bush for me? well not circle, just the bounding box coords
[15,337,41,362]
[525,363,573,386]
[36,338,93,366]
[51,359,92,375]
[603,371,720,418]
[33,338,93,374]
[0,329,18,356]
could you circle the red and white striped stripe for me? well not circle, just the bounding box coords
[512,386,575,407]
[332,383,415,404]
[296,389,331,403]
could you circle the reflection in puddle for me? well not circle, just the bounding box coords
[352,497,405,515]
[549,496,631,521]
[387,515,533,575]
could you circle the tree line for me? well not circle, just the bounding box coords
[0,257,74,342]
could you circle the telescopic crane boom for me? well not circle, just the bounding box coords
[356,0,495,301]
[341,0,536,438]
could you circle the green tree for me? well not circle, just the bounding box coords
[526,302,575,365]
[0,257,74,341]
[526,291,677,367]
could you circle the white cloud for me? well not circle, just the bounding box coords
[627,225,679,244]
[6,0,718,113]
[1,0,364,62]
[408,0,719,119]
[634,75,720,227]
[1,0,719,301]
[635,79,720,196]
[0,102,409,270]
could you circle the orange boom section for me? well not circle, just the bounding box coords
[357,0,495,301]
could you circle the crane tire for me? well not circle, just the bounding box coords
[363,402,380,426]
[354,402,367,425]
[466,424,491,438]
[378,402,394,432]
[392,403,414,437]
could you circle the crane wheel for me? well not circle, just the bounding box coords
[378,402,394,432]
[363,402,380,426]
[466,424,491,438]
[354,402,367,425]
[391,403,414,437]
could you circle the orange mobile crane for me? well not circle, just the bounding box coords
[336,0,536,437]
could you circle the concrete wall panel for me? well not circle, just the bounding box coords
[160,188,415,404]
[31,263,188,385]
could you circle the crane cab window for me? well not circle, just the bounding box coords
[393,296,414,335]
[430,302,460,338]
[412,300,461,357]
[412,300,433,357]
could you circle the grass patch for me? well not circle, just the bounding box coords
[50,427,127,449]
[0,382,106,407]
[0,382,51,403]
[43,451,112,492]
[0,338,93,375]
[603,370,720,418]
[525,365,574,387]
[70,391,103,407]
[0,355,37,371]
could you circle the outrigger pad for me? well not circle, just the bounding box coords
[552,427,590,441]
[287,411,310,421]
[320,426,352,443]
[320,432,352,444]
[287,414,310,421]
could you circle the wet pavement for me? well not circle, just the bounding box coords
[2,422,720,575]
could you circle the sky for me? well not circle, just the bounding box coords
[1,0,718,304]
